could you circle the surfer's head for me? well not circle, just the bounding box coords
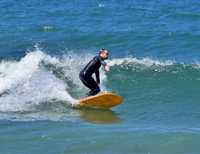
[99,48,109,60]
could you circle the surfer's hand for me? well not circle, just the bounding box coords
[105,65,110,72]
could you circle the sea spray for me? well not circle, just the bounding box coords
[0,49,76,112]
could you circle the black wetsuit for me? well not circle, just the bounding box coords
[79,56,106,96]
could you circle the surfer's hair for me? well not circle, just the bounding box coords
[99,48,108,54]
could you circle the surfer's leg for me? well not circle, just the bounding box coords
[86,77,100,96]
[79,74,95,90]
[88,88,100,96]
[79,73,100,96]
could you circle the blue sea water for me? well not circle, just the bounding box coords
[0,0,200,153]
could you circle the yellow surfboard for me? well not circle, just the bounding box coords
[74,92,123,109]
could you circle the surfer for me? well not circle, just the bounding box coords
[79,48,110,96]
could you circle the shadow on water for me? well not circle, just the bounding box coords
[76,108,121,124]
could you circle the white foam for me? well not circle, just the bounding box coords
[0,48,77,112]
[0,51,45,94]
[43,26,55,31]
[193,60,200,69]
[108,57,174,67]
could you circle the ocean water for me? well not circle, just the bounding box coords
[0,0,200,153]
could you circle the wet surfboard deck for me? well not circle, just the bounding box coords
[73,92,123,109]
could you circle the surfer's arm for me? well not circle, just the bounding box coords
[95,70,100,84]
[103,62,110,72]
[101,60,107,66]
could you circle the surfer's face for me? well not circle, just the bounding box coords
[100,50,109,60]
